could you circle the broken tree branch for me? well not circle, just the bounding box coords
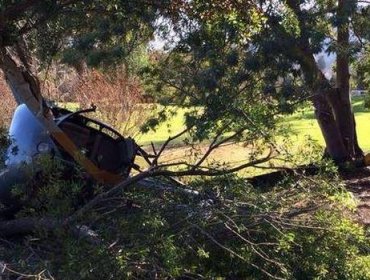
[65,148,273,225]
[152,127,192,167]
[0,217,101,245]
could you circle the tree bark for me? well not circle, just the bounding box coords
[0,217,101,244]
[284,0,363,163]
[0,49,43,106]
[293,45,350,162]
[312,92,349,162]
[333,0,363,159]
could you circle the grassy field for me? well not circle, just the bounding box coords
[59,97,370,169]
[284,97,370,151]
[136,97,370,152]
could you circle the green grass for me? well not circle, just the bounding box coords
[135,106,190,146]
[136,97,370,152]
[60,97,370,151]
[284,96,370,151]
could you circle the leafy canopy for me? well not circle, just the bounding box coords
[0,0,164,67]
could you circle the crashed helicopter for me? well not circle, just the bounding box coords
[0,102,141,205]
[0,56,150,207]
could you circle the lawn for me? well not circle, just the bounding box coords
[60,97,370,151]
[136,96,370,152]
[284,96,370,151]
[134,106,189,146]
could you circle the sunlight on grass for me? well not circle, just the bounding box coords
[59,97,370,153]
[135,97,370,152]
[284,97,370,151]
[135,107,189,146]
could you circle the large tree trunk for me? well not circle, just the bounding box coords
[285,0,363,164]
[295,47,351,162]
[300,54,361,163]
[312,92,349,162]
[333,0,363,159]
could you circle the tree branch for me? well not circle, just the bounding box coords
[0,217,101,245]
[152,127,191,166]
[65,147,273,225]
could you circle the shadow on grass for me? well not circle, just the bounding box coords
[138,133,246,149]
[139,97,369,148]
[138,138,186,148]
[353,102,370,114]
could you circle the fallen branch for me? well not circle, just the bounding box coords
[65,150,273,225]
[0,261,52,280]
[0,217,101,245]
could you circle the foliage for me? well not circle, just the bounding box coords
[1,156,369,279]
[141,19,292,146]
[0,0,160,67]
[10,156,89,219]
[72,69,148,137]
[139,0,370,162]
[354,45,370,94]
[142,0,358,145]
[0,2,369,278]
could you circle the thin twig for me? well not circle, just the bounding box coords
[191,223,286,280]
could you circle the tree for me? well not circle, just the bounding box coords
[154,0,369,164]
[353,46,370,91]
[0,0,160,183]
[0,0,160,97]
[0,0,277,190]
[3,1,368,167]
[1,3,370,278]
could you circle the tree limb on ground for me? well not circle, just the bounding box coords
[0,217,101,245]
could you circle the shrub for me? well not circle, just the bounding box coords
[1,166,369,280]
[364,91,370,109]
[40,64,150,138]
[73,69,148,137]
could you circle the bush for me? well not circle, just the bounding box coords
[364,92,370,109]
[1,165,369,279]
[73,69,149,137]
[41,65,150,138]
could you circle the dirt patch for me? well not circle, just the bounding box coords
[342,167,370,225]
